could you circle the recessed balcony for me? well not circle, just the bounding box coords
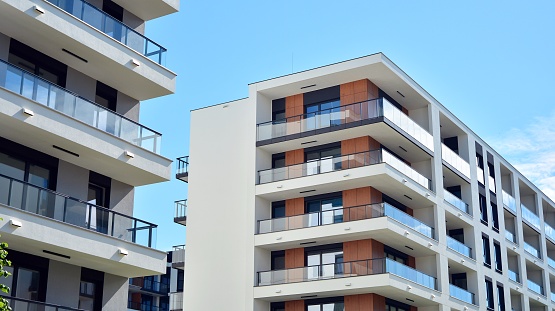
[441,143,470,181]
[523,241,541,259]
[176,156,189,182]
[129,278,170,296]
[256,98,433,160]
[171,244,185,270]
[174,199,187,226]
[443,189,471,215]
[0,173,166,276]
[0,59,171,186]
[508,269,520,284]
[502,190,517,215]
[0,0,176,100]
[170,291,184,311]
[521,204,541,232]
[527,279,545,296]
[446,236,473,259]
[256,149,433,207]
[449,283,476,305]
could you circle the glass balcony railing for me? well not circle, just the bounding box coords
[46,0,167,65]
[545,223,555,242]
[488,175,496,193]
[0,295,85,310]
[257,202,435,238]
[128,301,164,311]
[443,189,470,214]
[449,283,475,304]
[547,257,555,270]
[258,148,432,190]
[175,199,187,219]
[441,144,470,179]
[477,167,485,185]
[502,190,517,214]
[170,292,184,311]
[551,292,555,303]
[257,257,436,290]
[129,278,169,294]
[523,241,540,259]
[527,279,545,295]
[0,173,157,247]
[256,98,434,151]
[505,230,517,244]
[0,59,161,153]
[521,204,541,231]
[508,269,520,283]
[446,236,473,258]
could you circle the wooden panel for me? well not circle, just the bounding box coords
[343,240,358,262]
[285,300,304,311]
[407,255,416,268]
[410,307,417,311]
[345,294,360,311]
[285,95,296,118]
[354,137,370,153]
[341,139,356,155]
[372,240,385,258]
[340,82,354,97]
[373,294,386,311]
[293,94,304,116]
[359,294,373,311]
[356,187,371,205]
[368,81,379,99]
[285,149,304,166]
[353,80,368,94]
[285,198,304,216]
[285,248,305,269]
[405,206,414,216]
[370,188,382,204]
[357,239,372,260]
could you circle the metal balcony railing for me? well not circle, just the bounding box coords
[256,98,434,151]
[0,59,161,153]
[175,200,187,219]
[0,295,85,310]
[257,257,437,290]
[258,148,432,190]
[176,156,189,182]
[257,202,434,238]
[0,173,157,248]
[441,144,470,179]
[46,0,167,65]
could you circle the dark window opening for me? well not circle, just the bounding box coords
[176,270,184,292]
[451,273,468,290]
[497,285,505,311]
[272,153,285,169]
[270,302,285,311]
[271,201,285,219]
[305,244,343,277]
[271,98,286,121]
[305,193,343,225]
[79,268,104,311]
[485,279,494,310]
[379,89,405,112]
[271,251,285,270]
[482,236,491,267]
[102,0,124,22]
[0,250,49,302]
[448,228,465,244]
[384,245,408,265]
[87,172,111,234]
[443,137,459,154]
[479,195,488,224]
[493,242,502,272]
[385,298,411,311]
[446,185,462,199]
[383,194,408,212]
[95,81,117,112]
[491,203,499,231]
[8,39,67,87]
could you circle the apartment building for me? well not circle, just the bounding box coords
[184,53,555,311]
[0,0,178,309]
[128,245,185,311]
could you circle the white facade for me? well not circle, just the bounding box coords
[0,0,178,309]
[185,53,555,311]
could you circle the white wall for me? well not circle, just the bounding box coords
[102,274,128,310]
[46,261,81,307]
[57,160,89,200]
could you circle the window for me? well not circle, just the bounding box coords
[159,296,169,311]
[271,201,285,219]
[482,236,491,267]
[485,279,494,310]
[386,299,410,311]
[305,193,343,225]
[451,273,468,290]
[479,195,488,224]
[9,39,67,87]
[0,250,49,302]
[176,270,184,292]
[79,268,104,311]
[497,285,505,311]
[493,242,502,272]
[271,251,285,270]
[306,245,343,279]
[443,137,459,154]
[271,98,286,121]
[476,153,485,184]
[449,229,465,244]
[306,297,344,311]
[272,153,285,169]
[491,203,499,231]
[385,246,409,265]
[305,143,341,175]
[270,302,285,311]
[87,172,111,234]
[102,0,124,22]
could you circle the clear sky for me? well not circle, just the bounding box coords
[133,1,555,251]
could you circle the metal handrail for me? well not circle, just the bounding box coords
[175,200,187,218]
[0,295,86,310]
[0,59,162,153]
[46,0,167,65]
[176,156,189,174]
[0,173,157,247]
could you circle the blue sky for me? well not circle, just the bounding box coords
[134,1,555,251]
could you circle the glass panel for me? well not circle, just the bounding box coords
[384,203,433,238]
[447,236,472,258]
[385,258,436,289]
[79,281,95,311]
[450,283,475,304]
[441,143,471,179]
[16,268,40,301]
[0,152,25,180]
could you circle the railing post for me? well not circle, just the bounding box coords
[86,204,92,230]
[7,179,12,206]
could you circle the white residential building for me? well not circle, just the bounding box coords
[0,0,178,309]
[184,53,555,311]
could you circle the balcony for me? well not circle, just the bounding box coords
[0,173,166,276]
[109,0,179,21]
[548,257,555,270]
[545,223,555,243]
[505,230,517,244]
[174,200,187,226]
[257,202,434,239]
[477,167,485,185]
[170,291,184,311]
[441,144,470,180]
[257,257,437,290]
[0,0,176,101]
[258,149,431,190]
[176,156,189,182]
[502,190,517,214]
[443,189,470,215]
[171,244,185,270]
[521,204,541,231]
[47,0,166,65]
[508,269,520,283]
[523,241,541,259]
[527,279,545,295]
[0,295,85,310]
[129,278,169,295]
[256,98,433,158]
[128,301,164,311]
[449,283,475,305]
[0,59,161,154]
[446,236,472,258]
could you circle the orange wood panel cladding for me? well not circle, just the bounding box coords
[285,300,304,311]
[343,239,384,262]
[285,198,304,216]
[340,79,379,106]
[285,94,303,118]
[345,293,386,311]
[285,149,304,166]
[343,187,382,222]
[285,248,304,269]
[341,136,380,155]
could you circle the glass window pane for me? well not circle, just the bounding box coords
[15,268,40,301]
[0,152,25,180]
[28,164,50,188]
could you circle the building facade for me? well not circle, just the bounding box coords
[0,0,178,309]
[185,53,554,311]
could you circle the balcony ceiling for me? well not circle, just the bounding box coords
[111,0,179,21]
